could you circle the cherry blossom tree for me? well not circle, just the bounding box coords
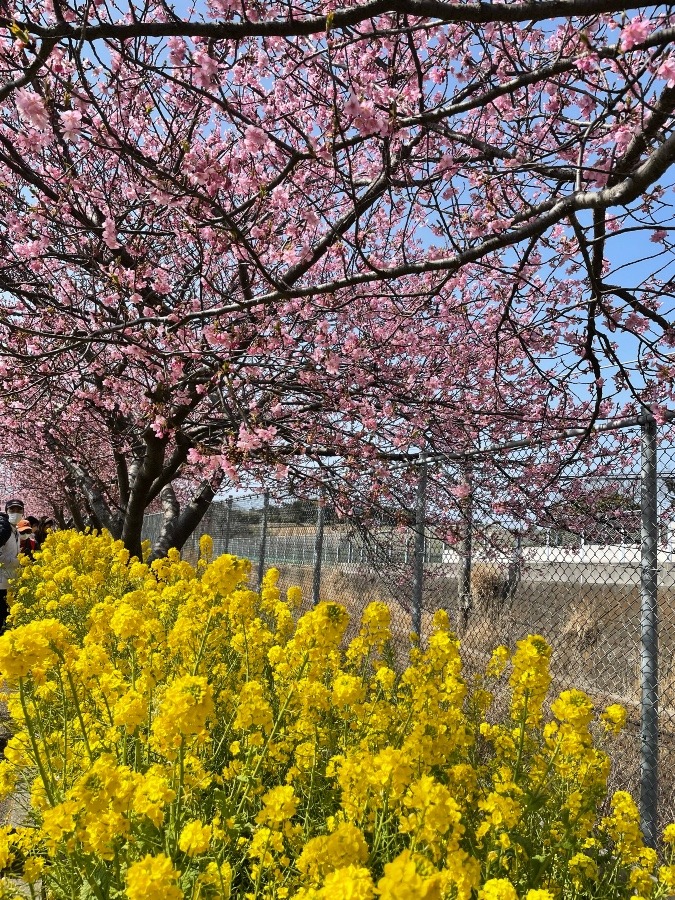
[0,1,674,553]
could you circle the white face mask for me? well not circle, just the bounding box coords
[7,512,22,525]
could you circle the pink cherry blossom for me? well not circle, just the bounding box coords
[15,89,49,130]
[101,217,121,249]
[12,238,48,258]
[658,56,675,87]
[167,36,186,66]
[650,404,668,426]
[343,92,362,118]
[193,50,219,88]
[612,125,634,154]
[620,17,653,51]
[0,1,668,559]
[243,126,267,154]
[59,109,82,141]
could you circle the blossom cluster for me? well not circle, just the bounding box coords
[0,530,672,900]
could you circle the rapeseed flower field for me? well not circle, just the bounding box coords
[0,530,672,900]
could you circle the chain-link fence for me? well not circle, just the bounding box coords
[143,415,675,841]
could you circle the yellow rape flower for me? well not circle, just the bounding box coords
[22,857,45,884]
[568,852,598,887]
[659,865,675,892]
[601,703,627,734]
[320,865,375,899]
[199,534,214,563]
[178,820,211,856]
[333,673,366,709]
[113,689,148,732]
[0,827,14,870]
[132,769,176,826]
[126,853,183,900]
[551,689,594,729]
[400,775,463,856]
[234,680,274,733]
[297,822,369,884]
[151,675,214,756]
[197,860,232,898]
[377,850,443,900]
[256,785,298,828]
[374,666,396,692]
[1,531,662,900]
[478,879,519,900]
[0,619,71,680]
[477,791,521,834]
[602,791,644,864]
[287,585,303,609]
[41,800,80,853]
[110,602,147,642]
[509,635,551,725]
[486,645,510,678]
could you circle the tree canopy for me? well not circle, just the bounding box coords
[0,0,673,552]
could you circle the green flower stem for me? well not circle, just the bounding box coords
[55,668,70,786]
[514,690,530,784]
[169,735,187,855]
[236,678,300,818]
[64,667,94,762]
[252,828,273,900]
[18,677,55,806]
[191,611,214,677]
[27,690,58,787]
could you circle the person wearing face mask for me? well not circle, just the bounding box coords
[5,500,23,529]
[17,519,37,558]
[0,499,22,632]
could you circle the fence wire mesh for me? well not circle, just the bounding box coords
[142,419,675,835]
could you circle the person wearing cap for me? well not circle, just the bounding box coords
[17,520,37,558]
[5,499,23,527]
[0,500,22,632]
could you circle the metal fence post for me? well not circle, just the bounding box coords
[640,415,659,844]
[506,530,522,606]
[458,464,473,632]
[312,493,325,606]
[224,497,233,554]
[257,491,270,588]
[412,454,427,638]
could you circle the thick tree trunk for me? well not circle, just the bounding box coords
[115,450,130,510]
[121,432,168,558]
[61,456,119,535]
[64,495,85,532]
[150,484,181,560]
[48,426,221,560]
[148,476,222,563]
[51,504,67,529]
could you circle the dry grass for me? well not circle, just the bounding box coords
[560,601,600,649]
[470,563,509,612]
